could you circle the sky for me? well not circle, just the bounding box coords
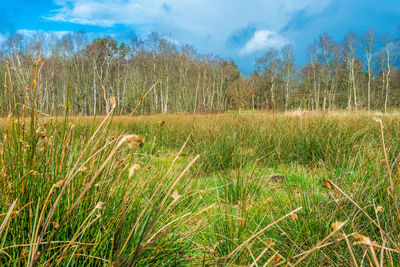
[0,0,399,74]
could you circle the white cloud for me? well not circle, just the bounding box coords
[44,0,332,63]
[45,0,171,27]
[239,30,289,55]
[45,0,332,35]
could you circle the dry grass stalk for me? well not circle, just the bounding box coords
[327,180,400,251]
[250,238,290,267]
[257,236,295,267]
[128,154,200,266]
[67,134,143,218]
[118,135,192,258]
[0,199,17,234]
[226,206,302,260]
[353,233,379,267]
[249,246,269,267]
[30,103,118,266]
[373,200,386,267]
[29,185,63,264]
[281,241,337,264]
[292,221,347,266]
[129,81,159,116]
[374,118,400,225]
[146,212,192,246]
[380,240,386,267]
[37,133,140,265]
[264,252,279,266]
[342,232,358,267]
[57,202,104,261]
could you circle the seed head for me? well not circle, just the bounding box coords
[353,233,371,245]
[266,240,275,248]
[172,190,181,202]
[271,255,281,263]
[53,222,60,229]
[375,205,384,212]
[54,179,64,188]
[374,117,382,124]
[290,213,298,221]
[110,96,116,108]
[95,202,105,210]
[37,131,46,138]
[323,179,333,189]
[124,134,144,149]
[21,248,28,257]
[128,164,141,178]
[331,221,346,232]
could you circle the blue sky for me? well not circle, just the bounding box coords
[0,0,399,73]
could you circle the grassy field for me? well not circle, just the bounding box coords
[2,111,400,266]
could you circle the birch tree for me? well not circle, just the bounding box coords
[360,29,375,111]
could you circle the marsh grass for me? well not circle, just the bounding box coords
[1,65,400,265]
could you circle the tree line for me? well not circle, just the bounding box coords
[0,29,399,116]
[250,30,400,112]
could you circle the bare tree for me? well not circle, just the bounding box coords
[1,29,400,115]
[360,29,376,111]
[282,45,294,110]
[381,34,398,113]
[342,31,359,110]
[307,43,320,110]
[319,34,340,110]
[256,50,281,110]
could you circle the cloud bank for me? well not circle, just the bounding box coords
[43,0,333,72]
[239,30,290,55]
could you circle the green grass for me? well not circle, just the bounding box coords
[2,111,400,266]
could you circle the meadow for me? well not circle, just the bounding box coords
[1,110,400,266]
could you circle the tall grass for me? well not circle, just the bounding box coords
[1,64,400,265]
